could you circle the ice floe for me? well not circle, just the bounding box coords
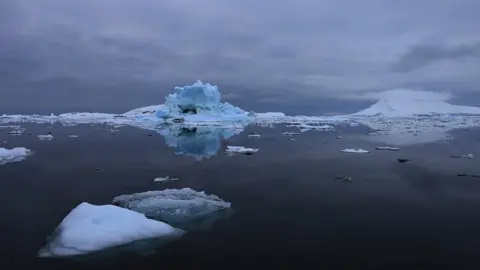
[0,147,33,165]
[38,202,184,257]
[112,188,232,231]
[226,146,259,155]
[153,176,179,183]
[38,134,54,140]
[341,148,369,154]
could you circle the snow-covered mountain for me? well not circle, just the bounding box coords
[353,89,480,117]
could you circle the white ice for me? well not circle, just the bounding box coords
[226,146,259,155]
[112,188,232,231]
[38,202,184,257]
[0,147,33,165]
[153,176,179,183]
[2,84,480,147]
[38,134,54,140]
[341,148,369,154]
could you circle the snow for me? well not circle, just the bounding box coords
[226,146,259,155]
[0,147,33,165]
[38,134,54,140]
[341,148,369,154]
[38,202,184,257]
[112,188,232,231]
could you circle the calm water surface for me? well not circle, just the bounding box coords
[1,123,480,269]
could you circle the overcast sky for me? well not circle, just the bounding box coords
[1,0,479,113]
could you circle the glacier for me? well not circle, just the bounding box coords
[112,188,232,231]
[38,202,184,258]
[1,82,480,147]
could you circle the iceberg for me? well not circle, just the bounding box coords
[0,147,33,165]
[112,188,232,231]
[38,202,184,258]
[341,148,369,154]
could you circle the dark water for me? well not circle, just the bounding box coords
[1,123,480,269]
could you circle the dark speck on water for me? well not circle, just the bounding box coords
[1,123,480,269]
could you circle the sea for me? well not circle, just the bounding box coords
[1,122,480,269]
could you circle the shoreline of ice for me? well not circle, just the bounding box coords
[2,82,480,147]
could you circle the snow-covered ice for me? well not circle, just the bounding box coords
[112,188,232,231]
[38,134,54,140]
[2,83,480,147]
[0,147,33,165]
[38,202,184,257]
[282,132,300,136]
[341,148,369,154]
[226,146,259,155]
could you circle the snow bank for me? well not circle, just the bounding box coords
[354,89,480,117]
[38,202,184,257]
[112,188,232,231]
[0,147,33,165]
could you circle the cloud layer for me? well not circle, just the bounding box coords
[1,0,479,111]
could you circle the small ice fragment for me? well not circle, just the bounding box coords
[68,135,79,138]
[375,146,400,151]
[37,202,184,257]
[461,154,474,159]
[248,134,261,138]
[8,130,24,136]
[282,132,300,136]
[153,176,179,183]
[38,134,54,140]
[226,146,259,155]
[341,148,369,154]
[0,147,33,165]
[337,136,343,139]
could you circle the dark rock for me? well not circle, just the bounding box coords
[397,158,410,163]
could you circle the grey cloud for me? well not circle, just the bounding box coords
[392,43,480,72]
[1,0,480,113]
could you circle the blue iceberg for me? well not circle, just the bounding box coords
[125,81,250,123]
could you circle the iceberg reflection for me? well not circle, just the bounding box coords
[156,124,246,160]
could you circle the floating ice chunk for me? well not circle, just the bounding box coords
[38,202,184,257]
[68,135,79,138]
[282,132,300,136]
[38,134,54,140]
[226,146,259,155]
[341,148,369,154]
[0,147,33,165]
[248,134,261,138]
[112,188,232,231]
[462,154,474,159]
[8,130,24,136]
[153,176,179,183]
[375,146,400,151]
